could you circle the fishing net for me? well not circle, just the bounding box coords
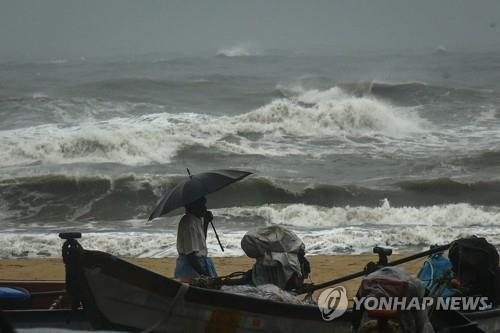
[221,284,313,305]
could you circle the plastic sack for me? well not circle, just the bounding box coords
[417,253,455,297]
[241,225,305,289]
[357,267,434,333]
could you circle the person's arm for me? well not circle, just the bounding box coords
[203,211,213,239]
[186,252,209,276]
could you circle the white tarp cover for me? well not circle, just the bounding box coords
[241,225,305,289]
[358,267,434,333]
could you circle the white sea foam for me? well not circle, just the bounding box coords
[477,107,498,122]
[1,225,497,259]
[217,202,500,229]
[434,45,449,54]
[216,43,260,57]
[32,92,49,99]
[1,202,499,258]
[237,87,427,138]
[0,86,432,167]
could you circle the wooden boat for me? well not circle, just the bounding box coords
[0,280,90,330]
[62,245,352,332]
[58,234,500,333]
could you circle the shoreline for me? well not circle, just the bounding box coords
[0,255,426,298]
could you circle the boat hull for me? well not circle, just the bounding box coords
[76,250,351,332]
[469,308,500,333]
[63,248,500,333]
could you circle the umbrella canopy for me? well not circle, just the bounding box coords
[148,169,252,221]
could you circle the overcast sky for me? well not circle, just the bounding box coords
[1,0,499,60]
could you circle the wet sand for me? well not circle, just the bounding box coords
[0,255,426,298]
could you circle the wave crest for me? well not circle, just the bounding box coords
[2,201,500,258]
[0,86,429,166]
[220,202,500,228]
[216,43,260,57]
[3,175,500,223]
[238,87,426,137]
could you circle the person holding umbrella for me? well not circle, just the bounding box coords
[148,169,252,280]
[174,196,217,278]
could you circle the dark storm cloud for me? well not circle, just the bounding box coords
[1,0,499,60]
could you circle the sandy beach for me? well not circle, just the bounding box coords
[0,254,427,299]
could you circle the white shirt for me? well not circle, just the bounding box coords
[176,213,207,257]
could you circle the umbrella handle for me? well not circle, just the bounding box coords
[210,221,224,252]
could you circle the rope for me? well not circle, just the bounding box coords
[141,283,189,333]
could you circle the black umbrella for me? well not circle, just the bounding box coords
[148,169,252,250]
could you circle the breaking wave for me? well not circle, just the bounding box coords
[216,43,260,57]
[2,174,500,223]
[219,201,500,229]
[246,86,427,137]
[0,86,429,167]
[2,201,500,258]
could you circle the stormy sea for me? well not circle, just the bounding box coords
[1,47,500,258]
